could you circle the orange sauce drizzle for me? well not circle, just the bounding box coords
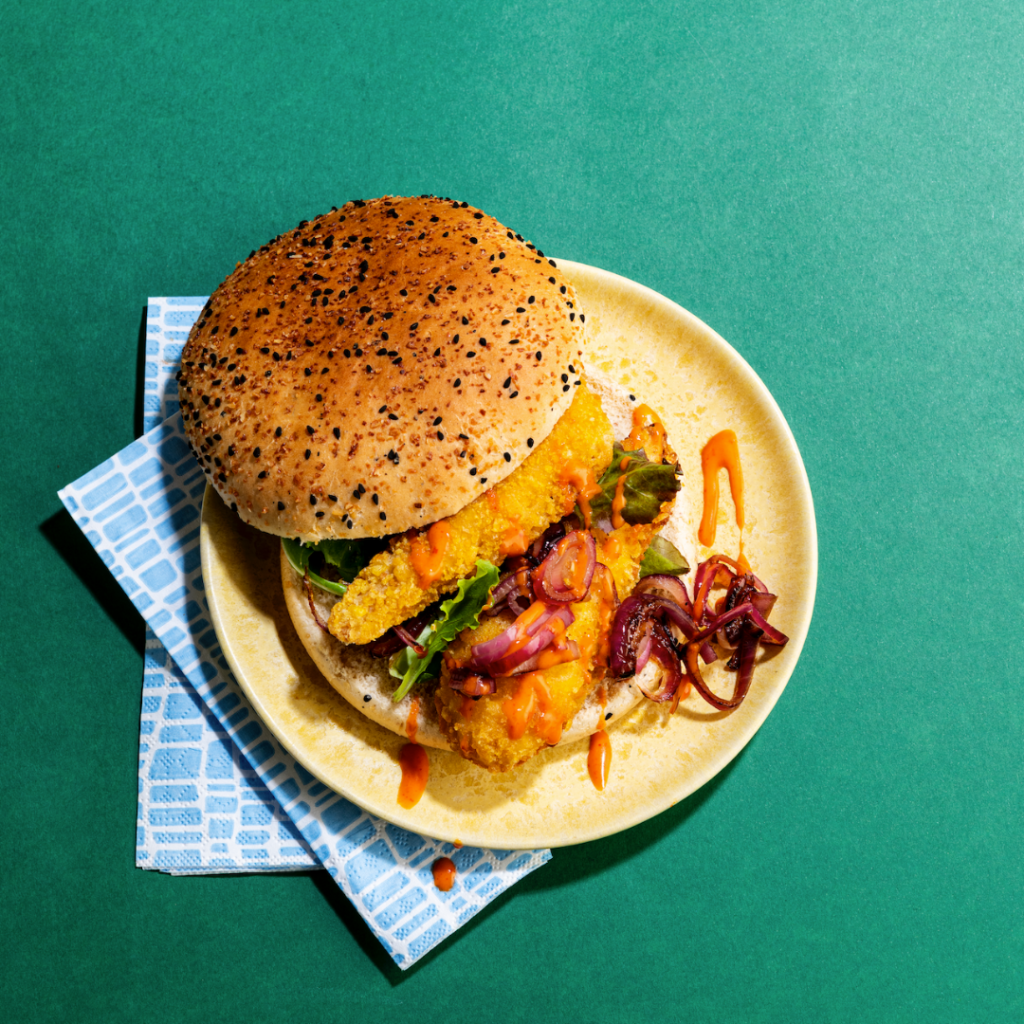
[432,857,457,892]
[588,731,612,790]
[459,695,476,719]
[397,743,428,808]
[397,696,428,809]
[499,525,529,557]
[698,430,744,548]
[409,520,451,589]
[503,672,563,744]
[405,695,420,744]
[588,685,612,790]
[624,404,667,456]
[560,459,601,529]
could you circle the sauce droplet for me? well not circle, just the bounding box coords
[432,856,457,891]
[699,429,744,547]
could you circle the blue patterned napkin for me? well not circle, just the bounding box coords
[59,298,550,968]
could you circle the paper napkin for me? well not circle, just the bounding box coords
[59,298,551,968]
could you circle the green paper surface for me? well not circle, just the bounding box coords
[4,0,1023,1020]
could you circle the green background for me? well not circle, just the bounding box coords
[3,1,1021,1020]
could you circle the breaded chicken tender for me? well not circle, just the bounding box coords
[327,382,613,645]
[434,410,678,771]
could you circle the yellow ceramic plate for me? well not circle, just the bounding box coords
[201,260,817,849]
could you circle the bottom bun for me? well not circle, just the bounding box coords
[281,369,696,753]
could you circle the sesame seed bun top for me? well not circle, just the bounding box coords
[177,196,585,541]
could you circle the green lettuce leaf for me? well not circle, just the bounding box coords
[638,534,690,578]
[281,535,386,598]
[589,443,681,525]
[389,559,500,701]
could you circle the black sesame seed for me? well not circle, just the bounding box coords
[453,378,461,387]
[309,495,317,506]
[510,391,519,398]
[433,416,442,425]
[258,470,267,479]
[503,377,511,388]
[470,467,477,476]
[409,322,418,330]
[275,427,282,437]
[527,438,534,448]
[563,384,570,391]
[503,452,511,462]
[580,314,586,323]
[253,447,261,458]
[363,694,372,702]
[277,501,285,510]
[372,493,379,505]
[328,494,337,502]
[561,373,569,382]
[437,431,444,440]
[388,413,398,421]
[230,327,239,337]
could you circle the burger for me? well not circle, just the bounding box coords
[178,195,784,778]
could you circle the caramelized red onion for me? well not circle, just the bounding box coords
[447,670,497,696]
[468,602,575,676]
[608,556,788,711]
[303,571,330,633]
[533,530,597,603]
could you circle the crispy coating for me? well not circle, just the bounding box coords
[327,382,613,645]
[434,408,679,772]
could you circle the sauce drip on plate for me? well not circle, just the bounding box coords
[699,429,744,547]
[397,695,428,808]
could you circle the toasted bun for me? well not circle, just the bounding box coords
[178,196,584,541]
[280,369,698,753]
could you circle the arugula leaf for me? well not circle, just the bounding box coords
[589,443,681,525]
[639,535,690,578]
[281,536,385,598]
[389,559,500,701]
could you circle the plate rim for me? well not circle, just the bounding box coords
[201,257,818,848]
